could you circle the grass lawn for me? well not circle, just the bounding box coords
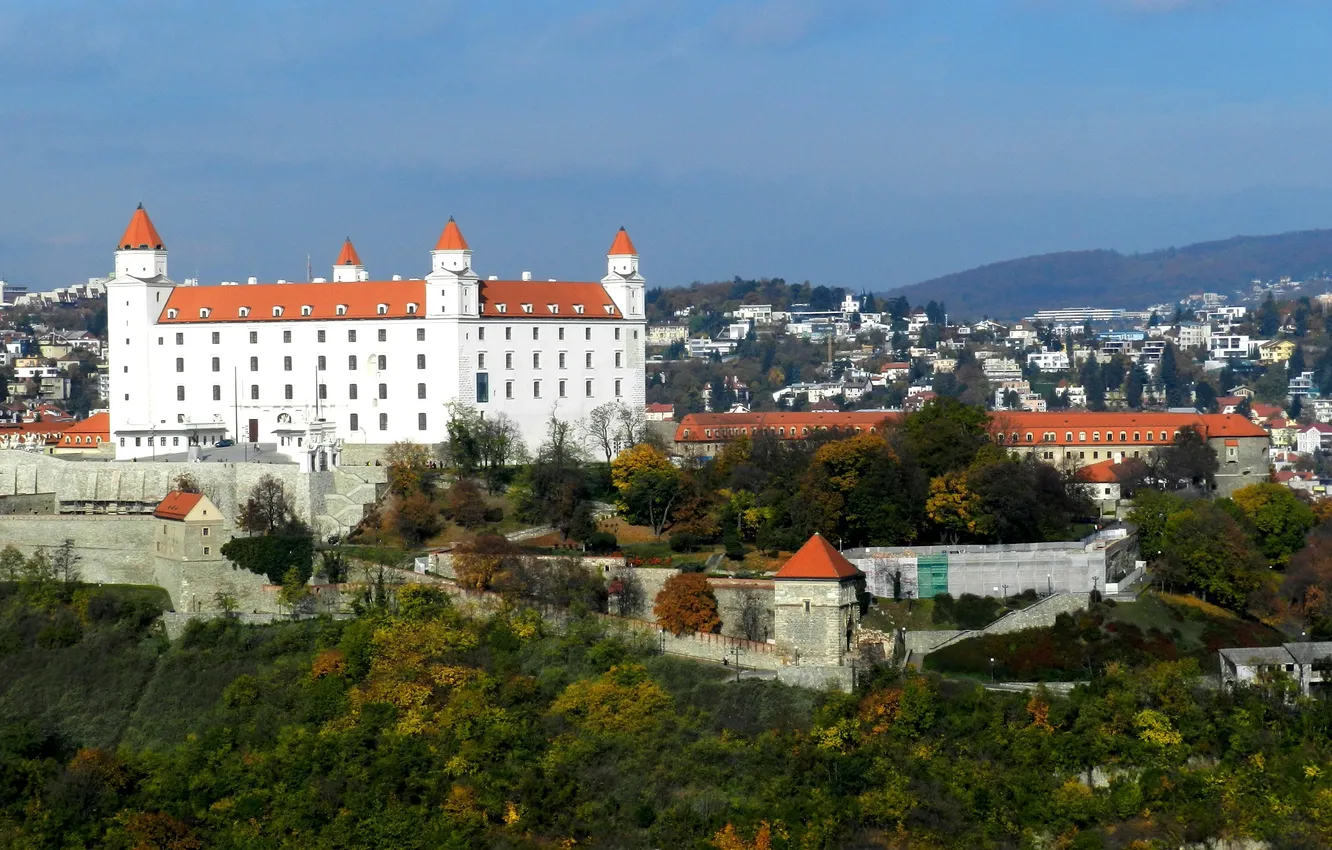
[863,598,939,633]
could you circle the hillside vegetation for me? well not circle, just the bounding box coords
[884,229,1332,320]
[6,583,1332,847]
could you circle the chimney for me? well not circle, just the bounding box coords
[521,271,532,281]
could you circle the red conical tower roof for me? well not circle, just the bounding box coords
[434,216,469,251]
[773,534,862,580]
[608,226,637,255]
[335,237,362,266]
[118,204,165,250]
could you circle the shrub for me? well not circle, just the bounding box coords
[482,506,505,524]
[221,535,314,584]
[669,532,700,553]
[654,572,721,635]
[584,531,618,554]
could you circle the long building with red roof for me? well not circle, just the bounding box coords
[674,408,1268,495]
[105,207,647,461]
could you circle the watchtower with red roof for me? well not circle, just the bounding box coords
[153,490,224,562]
[773,534,864,666]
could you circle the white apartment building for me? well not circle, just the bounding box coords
[1174,322,1211,350]
[1210,335,1252,358]
[1027,350,1070,372]
[107,207,646,461]
[732,304,774,324]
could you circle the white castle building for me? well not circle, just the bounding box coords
[107,206,647,463]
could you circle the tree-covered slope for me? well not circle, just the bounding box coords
[4,582,1332,848]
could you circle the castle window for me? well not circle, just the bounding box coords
[201,308,211,319]
[558,327,565,341]
[213,385,221,401]
[348,329,356,342]
[175,357,184,373]
[272,306,283,317]
[558,352,566,369]
[1092,432,1100,441]
[506,380,514,399]
[417,327,425,341]
[506,352,514,369]
[585,380,593,397]
[522,303,533,314]
[301,305,312,316]
[377,354,386,370]
[406,303,417,314]
[250,384,259,400]
[376,304,388,315]
[349,384,358,399]
[167,309,178,319]
[350,413,359,432]
[548,304,558,313]
[378,329,386,342]
[1133,431,1141,441]
[574,304,585,314]
[1026,432,1033,443]
[284,384,293,400]
[378,383,387,400]
[417,354,425,369]
[533,380,541,398]
[317,355,326,370]
[615,352,622,368]
[559,379,566,398]
[615,328,622,341]
[349,355,357,370]
[533,327,540,340]
[239,307,250,317]
[1066,431,1073,441]
[250,356,258,371]
[176,385,185,401]
[249,331,258,344]
[533,352,541,369]
[283,330,291,343]
[418,412,427,431]
[1079,431,1086,441]
[379,413,387,431]
[1120,431,1127,442]
[417,383,426,399]
[496,303,507,314]
[604,305,615,314]
[585,328,591,340]
[615,379,622,397]
[336,305,347,316]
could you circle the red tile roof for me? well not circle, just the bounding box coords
[991,412,1267,446]
[154,491,203,520]
[158,279,624,323]
[645,402,674,413]
[0,421,70,445]
[434,217,469,251]
[60,412,109,444]
[774,534,862,580]
[335,238,362,266]
[608,227,637,255]
[118,204,165,250]
[1075,459,1122,484]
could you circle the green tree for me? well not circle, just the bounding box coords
[1231,483,1316,567]
[1125,365,1147,409]
[1161,501,1265,608]
[237,475,305,535]
[896,397,990,478]
[1127,489,1186,560]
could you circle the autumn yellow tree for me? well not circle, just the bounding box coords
[610,442,674,494]
[452,535,521,591]
[925,470,985,541]
[550,663,671,734]
[384,440,437,497]
[654,572,721,635]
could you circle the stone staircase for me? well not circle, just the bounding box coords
[914,592,1093,656]
[314,466,387,534]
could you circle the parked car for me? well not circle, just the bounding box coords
[215,438,235,448]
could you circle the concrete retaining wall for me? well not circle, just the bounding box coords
[0,515,156,585]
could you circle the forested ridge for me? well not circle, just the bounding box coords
[4,581,1332,848]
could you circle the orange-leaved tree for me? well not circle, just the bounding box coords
[654,572,720,635]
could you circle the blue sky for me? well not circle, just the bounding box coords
[2,0,1331,292]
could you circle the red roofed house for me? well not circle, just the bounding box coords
[1075,459,1128,515]
[153,490,224,562]
[53,412,112,456]
[644,402,675,422]
[773,534,863,675]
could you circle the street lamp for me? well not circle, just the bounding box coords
[989,657,996,682]
[1047,574,1053,597]
[659,628,667,655]
[1002,583,1009,602]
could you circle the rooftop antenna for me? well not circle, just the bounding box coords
[307,254,312,283]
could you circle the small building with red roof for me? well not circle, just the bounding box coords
[644,402,675,422]
[53,412,112,456]
[773,534,863,668]
[153,490,225,562]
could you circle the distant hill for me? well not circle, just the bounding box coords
[883,229,1332,321]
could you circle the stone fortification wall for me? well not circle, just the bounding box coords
[0,515,156,585]
[0,450,385,537]
[909,592,1094,660]
[339,444,391,467]
[0,513,277,613]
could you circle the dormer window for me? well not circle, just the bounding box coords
[406,303,418,314]
[199,308,210,319]
[377,304,388,315]
[522,303,533,314]
[272,306,284,317]
[495,303,507,314]
[603,304,615,314]
[238,307,250,318]
[301,305,313,316]
[166,309,178,319]
[547,304,558,314]
[336,305,348,316]
[573,304,585,315]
